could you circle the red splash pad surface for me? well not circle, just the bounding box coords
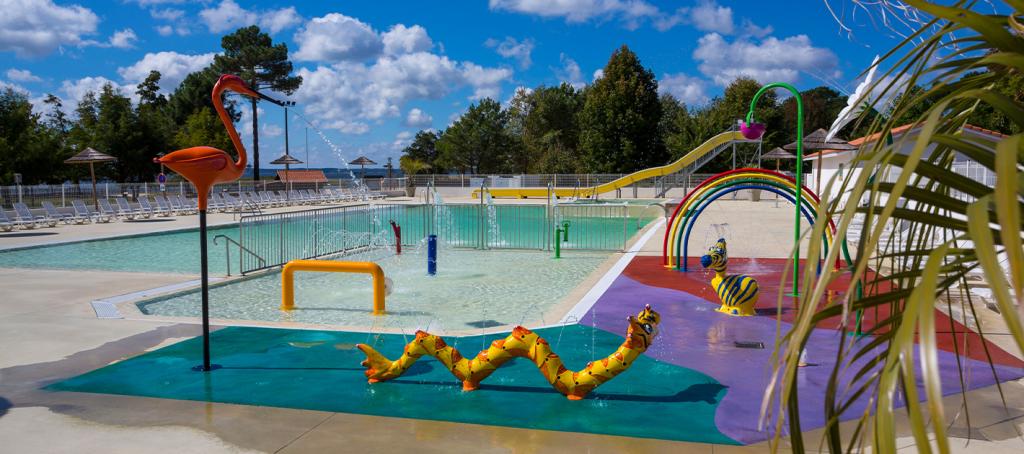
[626,256,1023,368]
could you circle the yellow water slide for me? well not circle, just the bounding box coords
[474,131,752,198]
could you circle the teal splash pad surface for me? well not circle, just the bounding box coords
[49,326,738,445]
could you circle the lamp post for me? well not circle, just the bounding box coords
[743,82,804,296]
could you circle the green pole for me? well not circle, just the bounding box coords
[554,227,562,258]
[562,221,570,242]
[746,82,803,297]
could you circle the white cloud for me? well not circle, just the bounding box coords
[60,76,130,106]
[655,1,772,36]
[382,24,433,55]
[262,123,283,138]
[0,0,99,58]
[259,7,302,34]
[555,53,584,88]
[404,108,433,127]
[0,80,29,95]
[151,8,190,36]
[150,8,184,21]
[659,73,709,106]
[117,51,217,91]
[126,0,187,5]
[688,0,733,33]
[694,33,839,86]
[199,0,301,34]
[6,69,41,83]
[593,68,604,81]
[293,13,383,62]
[108,29,138,49]
[392,130,414,149]
[294,53,511,134]
[489,0,658,28]
[485,37,534,69]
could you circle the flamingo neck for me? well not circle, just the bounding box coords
[213,85,247,173]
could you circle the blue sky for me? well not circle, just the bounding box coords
[2,0,920,169]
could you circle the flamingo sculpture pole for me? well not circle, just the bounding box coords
[155,74,276,371]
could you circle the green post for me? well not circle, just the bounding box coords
[554,227,562,258]
[562,221,570,242]
[746,82,803,297]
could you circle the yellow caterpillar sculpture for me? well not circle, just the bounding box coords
[699,238,759,316]
[356,305,660,400]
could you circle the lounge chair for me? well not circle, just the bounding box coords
[258,191,278,208]
[137,197,167,217]
[220,193,241,211]
[41,201,75,225]
[115,197,145,220]
[0,208,28,230]
[98,199,121,221]
[155,195,180,216]
[14,202,57,227]
[72,200,111,223]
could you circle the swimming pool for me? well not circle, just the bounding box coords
[0,203,657,275]
[138,247,608,329]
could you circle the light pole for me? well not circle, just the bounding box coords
[743,82,804,297]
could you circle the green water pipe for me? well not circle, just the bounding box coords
[562,221,570,242]
[554,227,562,258]
[747,82,803,296]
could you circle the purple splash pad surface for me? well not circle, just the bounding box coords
[586,274,1024,445]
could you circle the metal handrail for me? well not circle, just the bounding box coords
[214,234,266,276]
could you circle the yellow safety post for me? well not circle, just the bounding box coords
[281,260,386,315]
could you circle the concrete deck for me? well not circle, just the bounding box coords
[1,198,1021,453]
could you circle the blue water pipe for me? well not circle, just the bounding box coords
[427,234,437,275]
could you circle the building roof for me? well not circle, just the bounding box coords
[276,170,327,183]
[803,123,1009,159]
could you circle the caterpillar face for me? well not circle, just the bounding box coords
[700,238,728,272]
[629,304,661,348]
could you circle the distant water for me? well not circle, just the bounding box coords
[242,167,403,179]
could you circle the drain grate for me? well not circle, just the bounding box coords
[734,341,764,349]
[465,319,503,328]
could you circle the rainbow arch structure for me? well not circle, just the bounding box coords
[662,168,853,272]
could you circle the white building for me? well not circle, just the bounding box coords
[803,123,1005,206]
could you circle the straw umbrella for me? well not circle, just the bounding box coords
[761,147,796,171]
[271,153,304,199]
[64,147,117,210]
[784,128,857,193]
[348,156,376,181]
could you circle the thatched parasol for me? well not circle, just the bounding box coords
[784,128,857,192]
[348,156,376,180]
[64,147,117,209]
[271,153,304,198]
[762,147,796,171]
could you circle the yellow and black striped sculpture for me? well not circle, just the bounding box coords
[356,305,660,400]
[699,238,759,316]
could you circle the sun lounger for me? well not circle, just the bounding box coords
[41,201,75,224]
[14,202,57,227]
[98,199,121,221]
[115,197,145,219]
[155,195,180,216]
[72,200,111,223]
[175,195,198,214]
[0,207,29,230]
[137,197,167,217]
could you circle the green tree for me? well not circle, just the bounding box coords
[402,130,442,172]
[659,93,698,161]
[136,70,167,108]
[213,25,302,180]
[520,84,585,173]
[174,108,234,151]
[436,99,514,173]
[578,45,665,172]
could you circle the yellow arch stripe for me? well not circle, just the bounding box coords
[665,173,833,267]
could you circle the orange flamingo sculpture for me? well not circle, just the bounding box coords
[155,74,276,371]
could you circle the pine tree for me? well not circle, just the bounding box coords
[214,26,301,180]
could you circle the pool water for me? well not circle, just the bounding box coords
[0,204,655,275]
[0,225,238,275]
[139,247,608,329]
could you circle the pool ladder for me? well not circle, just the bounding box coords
[213,234,267,276]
